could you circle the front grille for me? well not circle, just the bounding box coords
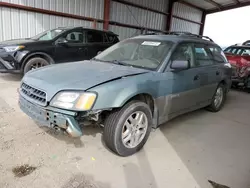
[20,83,47,106]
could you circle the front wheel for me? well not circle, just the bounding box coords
[207,84,226,112]
[103,101,152,157]
[23,57,49,74]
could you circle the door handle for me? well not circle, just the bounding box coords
[194,75,199,81]
[216,71,220,76]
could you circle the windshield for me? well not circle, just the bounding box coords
[94,39,173,70]
[31,29,66,41]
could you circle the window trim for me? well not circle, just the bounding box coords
[208,45,228,63]
[55,28,86,44]
[193,43,215,67]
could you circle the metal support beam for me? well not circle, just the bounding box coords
[172,15,202,25]
[166,0,176,31]
[207,1,250,14]
[199,12,207,35]
[178,0,204,11]
[112,0,168,16]
[204,0,222,10]
[103,0,111,30]
[233,0,240,4]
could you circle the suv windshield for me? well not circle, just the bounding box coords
[94,39,173,70]
[31,29,66,41]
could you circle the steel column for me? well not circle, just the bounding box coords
[103,0,111,30]
[199,12,207,35]
[166,0,176,31]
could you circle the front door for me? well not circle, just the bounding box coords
[54,28,87,63]
[193,44,220,104]
[168,43,202,115]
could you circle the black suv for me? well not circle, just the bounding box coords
[0,27,119,74]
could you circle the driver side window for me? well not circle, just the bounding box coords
[62,29,85,44]
[172,43,195,67]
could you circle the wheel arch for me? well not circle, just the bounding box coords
[21,52,55,70]
[119,93,159,128]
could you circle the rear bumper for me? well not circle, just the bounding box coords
[19,95,83,137]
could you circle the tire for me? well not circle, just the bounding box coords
[207,83,226,112]
[103,101,152,157]
[23,57,49,74]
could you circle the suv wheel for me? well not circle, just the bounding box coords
[207,84,226,112]
[103,101,152,157]
[24,57,49,74]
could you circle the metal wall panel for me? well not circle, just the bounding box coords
[172,2,202,23]
[171,17,200,34]
[0,7,102,41]
[110,1,166,30]
[109,25,140,40]
[0,0,104,19]
[123,0,169,12]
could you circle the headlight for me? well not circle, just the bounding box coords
[50,91,97,111]
[3,45,25,52]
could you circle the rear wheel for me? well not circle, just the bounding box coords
[103,101,152,157]
[207,84,226,112]
[23,57,49,74]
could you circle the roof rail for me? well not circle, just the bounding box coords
[169,31,214,42]
[140,31,214,42]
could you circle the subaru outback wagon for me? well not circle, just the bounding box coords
[0,27,119,74]
[19,32,232,156]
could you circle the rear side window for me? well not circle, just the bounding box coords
[194,44,214,66]
[241,48,250,56]
[87,31,103,43]
[106,34,119,43]
[209,46,227,63]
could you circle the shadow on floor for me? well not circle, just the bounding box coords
[123,149,158,188]
[0,73,23,82]
[158,93,250,188]
[40,125,102,148]
[61,173,110,188]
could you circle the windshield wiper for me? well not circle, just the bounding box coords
[111,60,129,66]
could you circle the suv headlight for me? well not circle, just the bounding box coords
[3,45,25,52]
[50,91,97,111]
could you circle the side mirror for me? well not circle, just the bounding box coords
[171,60,190,71]
[97,51,102,55]
[56,38,68,46]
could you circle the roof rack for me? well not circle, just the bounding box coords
[141,31,214,42]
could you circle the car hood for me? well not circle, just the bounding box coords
[0,38,36,46]
[22,60,150,101]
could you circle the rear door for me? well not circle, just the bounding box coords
[84,30,112,59]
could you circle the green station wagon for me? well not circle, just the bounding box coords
[19,32,232,156]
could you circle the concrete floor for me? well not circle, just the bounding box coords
[0,73,250,188]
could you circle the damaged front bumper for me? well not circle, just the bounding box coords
[19,95,83,137]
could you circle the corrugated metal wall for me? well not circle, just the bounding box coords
[0,0,205,41]
[109,25,140,40]
[109,0,169,40]
[171,18,200,34]
[0,0,104,41]
[171,2,202,34]
[0,0,104,19]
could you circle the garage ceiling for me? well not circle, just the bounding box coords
[181,0,250,13]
